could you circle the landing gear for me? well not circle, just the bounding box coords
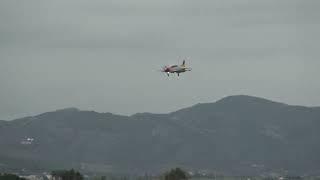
[178,73,180,76]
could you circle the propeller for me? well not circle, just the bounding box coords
[161,65,169,72]
[160,66,170,76]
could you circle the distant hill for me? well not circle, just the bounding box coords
[0,95,320,175]
[0,120,8,127]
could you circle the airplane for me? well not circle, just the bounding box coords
[161,60,192,76]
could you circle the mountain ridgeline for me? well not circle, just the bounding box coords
[0,95,320,175]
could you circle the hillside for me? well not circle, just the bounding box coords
[0,95,319,175]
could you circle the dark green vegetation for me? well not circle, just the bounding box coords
[51,169,83,180]
[0,95,320,175]
[163,168,188,180]
[0,173,26,180]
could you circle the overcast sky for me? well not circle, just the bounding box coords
[1,0,319,120]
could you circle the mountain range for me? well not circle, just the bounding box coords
[0,95,320,176]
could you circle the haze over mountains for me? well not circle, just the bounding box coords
[0,95,320,175]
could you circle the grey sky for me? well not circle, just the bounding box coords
[1,0,319,120]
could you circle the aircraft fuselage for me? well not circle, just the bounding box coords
[161,60,191,76]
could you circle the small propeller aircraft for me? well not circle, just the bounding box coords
[161,60,192,76]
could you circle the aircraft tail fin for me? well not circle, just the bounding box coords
[182,60,186,66]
